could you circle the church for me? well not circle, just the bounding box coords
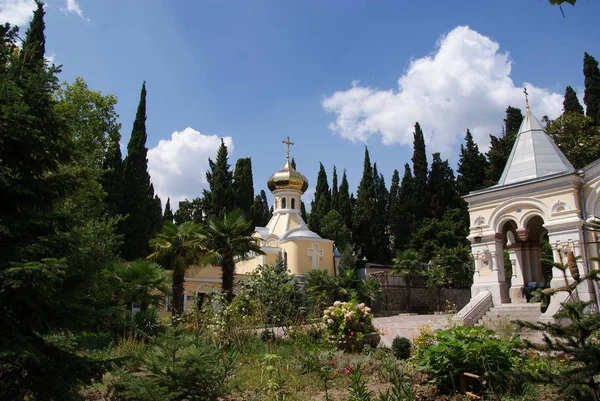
[456,101,600,324]
[177,138,339,311]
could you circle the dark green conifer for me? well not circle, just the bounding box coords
[395,164,415,250]
[149,191,163,236]
[203,139,234,218]
[372,164,390,262]
[352,147,377,262]
[485,106,523,185]
[331,166,339,212]
[20,1,45,65]
[122,82,155,260]
[584,52,600,124]
[309,163,331,235]
[301,201,308,222]
[388,169,402,253]
[232,158,254,218]
[252,190,271,227]
[563,85,584,115]
[338,170,353,231]
[174,197,203,225]
[163,198,174,222]
[290,157,297,169]
[411,122,429,222]
[456,129,487,196]
[504,106,523,138]
[428,153,459,219]
[101,131,124,217]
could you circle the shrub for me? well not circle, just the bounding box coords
[109,326,236,401]
[322,301,376,346]
[391,336,411,360]
[418,325,518,393]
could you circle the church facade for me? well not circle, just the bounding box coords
[457,105,600,323]
[176,139,339,312]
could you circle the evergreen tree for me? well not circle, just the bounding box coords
[174,198,203,225]
[411,122,429,222]
[164,198,174,222]
[352,147,377,262]
[372,164,390,262]
[309,162,331,235]
[203,139,234,218]
[563,85,584,115]
[101,131,124,217]
[428,153,459,219]
[321,210,352,250]
[232,157,254,218]
[290,157,297,169]
[584,52,600,124]
[331,166,339,212]
[20,0,45,65]
[122,82,155,260]
[149,191,163,236]
[252,190,270,227]
[300,201,308,222]
[395,164,416,251]
[388,169,402,253]
[485,106,523,185]
[547,112,600,169]
[456,129,487,196]
[338,170,353,231]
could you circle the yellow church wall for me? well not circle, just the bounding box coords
[280,239,334,275]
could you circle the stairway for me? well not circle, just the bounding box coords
[478,303,545,342]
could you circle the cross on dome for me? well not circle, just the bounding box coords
[523,86,529,109]
[282,136,294,161]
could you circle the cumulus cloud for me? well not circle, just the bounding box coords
[63,0,85,19]
[322,26,563,154]
[0,0,36,26]
[148,128,233,210]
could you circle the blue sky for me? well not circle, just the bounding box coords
[2,0,600,209]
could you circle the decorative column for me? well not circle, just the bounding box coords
[507,244,526,303]
[470,232,510,306]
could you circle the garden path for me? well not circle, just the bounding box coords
[374,313,453,347]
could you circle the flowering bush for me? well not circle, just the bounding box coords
[322,300,375,344]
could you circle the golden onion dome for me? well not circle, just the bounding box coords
[267,160,309,193]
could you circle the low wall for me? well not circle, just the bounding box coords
[372,287,471,315]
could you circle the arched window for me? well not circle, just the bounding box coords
[282,198,287,209]
[291,198,296,209]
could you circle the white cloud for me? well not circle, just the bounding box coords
[63,0,85,19]
[45,51,55,63]
[148,128,233,210]
[322,26,563,154]
[0,0,36,26]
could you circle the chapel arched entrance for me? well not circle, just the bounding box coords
[501,215,549,303]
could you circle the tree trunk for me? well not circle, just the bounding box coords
[221,257,235,303]
[406,278,412,312]
[172,268,185,317]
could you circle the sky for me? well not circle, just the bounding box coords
[2,0,600,210]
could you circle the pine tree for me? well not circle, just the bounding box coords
[456,129,487,196]
[121,82,156,260]
[232,157,254,218]
[395,164,416,251]
[373,164,390,262]
[428,153,459,219]
[563,85,584,115]
[309,162,331,235]
[352,147,377,262]
[331,166,339,212]
[163,198,174,222]
[252,190,271,227]
[338,170,353,231]
[584,52,600,124]
[411,122,429,222]
[485,106,523,185]
[388,169,402,253]
[203,139,235,218]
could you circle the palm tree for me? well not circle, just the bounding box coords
[148,221,203,316]
[393,249,425,312]
[113,259,171,312]
[198,209,264,303]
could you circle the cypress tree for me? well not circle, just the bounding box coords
[338,170,353,231]
[584,52,600,124]
[203,139,234,218]
[352,147,377,262]
[428,153,459,219]
[411,122,429,222]
[101,131,124,217]
[163,198,174,222]
[290,157,297,169]
[485,106,523,185]
[20,0,45,65]
[149,190,163,236]
[309,162,331,235]
[252,190,271,227]
[331,166,339,212]
[300,201,308,222]
[373,164,390,262]
[456,129,487,196]
[396,164,415,250]
[122,82,155,260]
[388,169,402,253]
[563,85,584,115]
[232,157,254,218]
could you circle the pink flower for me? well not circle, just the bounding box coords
[327,319,334,325]
[333,301,341,307]
[344,364,355,375]
[360,322,365,327]
[345,312,353,320]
